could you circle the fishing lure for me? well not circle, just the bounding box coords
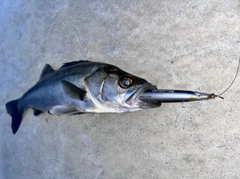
[139,58,240,103]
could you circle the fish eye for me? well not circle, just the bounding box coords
[119,77,133,89]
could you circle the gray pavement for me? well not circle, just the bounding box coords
[1,0,240,178]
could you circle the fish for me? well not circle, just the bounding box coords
[5,60,161,134]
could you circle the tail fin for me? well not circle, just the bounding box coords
[5,99,23,134]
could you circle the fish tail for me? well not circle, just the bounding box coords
[5,99,23,134]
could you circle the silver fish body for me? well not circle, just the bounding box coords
[6,60,161,134]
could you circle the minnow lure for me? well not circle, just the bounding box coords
[139,90,223,103]
[139,58,240,103]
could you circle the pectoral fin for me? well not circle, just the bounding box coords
[62,80,86,100]
[49,105,80,115]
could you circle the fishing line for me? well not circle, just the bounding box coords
[216,57,240,98]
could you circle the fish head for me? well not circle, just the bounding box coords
[85,64,161,112]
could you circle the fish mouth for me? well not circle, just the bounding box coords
[125,83,161,108]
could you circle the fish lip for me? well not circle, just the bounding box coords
[125,83,158,105]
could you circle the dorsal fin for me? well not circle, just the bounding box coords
[60,60,89,69]
[39,64,54,79]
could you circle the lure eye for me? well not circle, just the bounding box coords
[119,77,133,89]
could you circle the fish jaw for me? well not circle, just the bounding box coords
[124,83,162,109]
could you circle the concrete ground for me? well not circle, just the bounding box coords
[1,0,240,178]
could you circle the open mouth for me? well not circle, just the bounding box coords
[125,83,161,107]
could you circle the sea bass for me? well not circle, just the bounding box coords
[6,60,161,134]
